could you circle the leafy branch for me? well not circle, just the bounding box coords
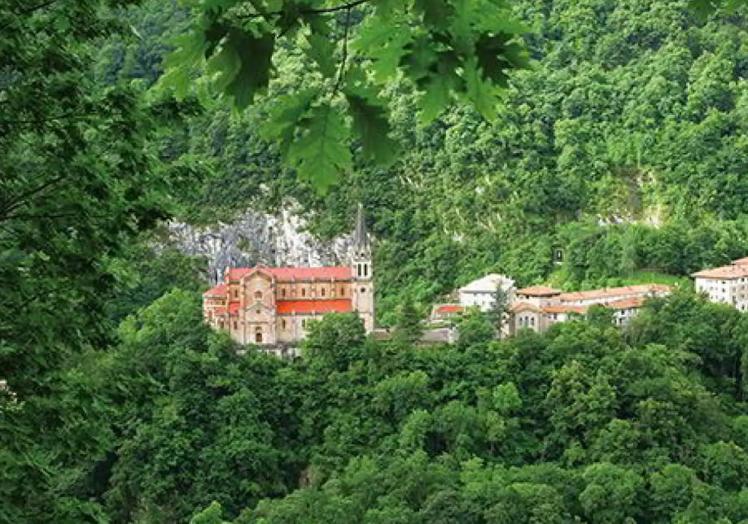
[238,0,371,19]
[159,0,530,191]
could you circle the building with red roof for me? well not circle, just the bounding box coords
[440,275,672,337]
[203,205,374,346]
[505,283,670,335]
[429,303,464,322]
[693,256,748,311]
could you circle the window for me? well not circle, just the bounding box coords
[233,321,238,330]
[256,309,261,314]
[281,319,287,329]
[282,288,287,297]
[301,288,306,297]
[340,287,345,296]
[363,264,368,277]
[254,291,262,300]
[360,287,366,293]
[233,290,238,299]
[321,288,326,297]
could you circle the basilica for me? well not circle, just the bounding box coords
[202,206,374,345]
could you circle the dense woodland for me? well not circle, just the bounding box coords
[3,0,748,522]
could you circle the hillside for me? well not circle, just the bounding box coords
[98,0,748,324]
[3,0,748,522]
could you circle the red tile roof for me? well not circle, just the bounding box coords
[510,302,541,313]
[228,302,240,315]
[276,299,353,315]
[733,257,748,266]
[605,297,646,310]
[203,284,227,297]
[542,304,588,315]
[228,266,352,282]
[517,286,562,297]
[692,264,748,279]
[435,304,464,314]
[557,284,670,302]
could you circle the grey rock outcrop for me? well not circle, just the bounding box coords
[168,207,353,284]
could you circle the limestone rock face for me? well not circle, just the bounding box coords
[168,207,353,284]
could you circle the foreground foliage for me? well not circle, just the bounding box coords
[50,289,748,522]
[159,0,529,190]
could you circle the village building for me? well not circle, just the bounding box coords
[505,283,671,335]
[692,257,748,311]
[202,205,374,347]
[458,273,515,312]
[429,303,464,323]
[515,285,562,306]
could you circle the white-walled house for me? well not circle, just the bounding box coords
[458,273,515,312]
[693,258,748,311]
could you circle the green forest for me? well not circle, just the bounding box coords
[3,0,748,522]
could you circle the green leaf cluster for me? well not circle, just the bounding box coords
[157,0,529,190]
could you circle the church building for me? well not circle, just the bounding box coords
[202,205,374,346]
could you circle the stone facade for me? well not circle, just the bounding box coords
[692,257,748,312]
[203,206,375,345]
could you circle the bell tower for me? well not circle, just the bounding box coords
[350,204,374,332]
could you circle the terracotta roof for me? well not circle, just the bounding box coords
[228,266,352,281]
[605,297,646,310]
[733,257,748,266]
[213,306,227,315]
[228,302,240,315]
[692,264,748,280]
[276,299,353,314]
[517,286,562,297]
[203,284,227,297]
[557,284,670,302]
[434,304,464,314]
[510,302,541,313]
[542,304,588,315]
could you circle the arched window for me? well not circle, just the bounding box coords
[363,264,368,277]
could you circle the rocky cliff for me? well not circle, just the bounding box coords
[168,207,354,284]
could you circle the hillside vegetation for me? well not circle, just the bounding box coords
[99,0,748,323]
[3,0,748,522]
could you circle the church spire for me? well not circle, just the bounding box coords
[353,203,370,250]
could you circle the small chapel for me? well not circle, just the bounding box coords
[202,205,374,345]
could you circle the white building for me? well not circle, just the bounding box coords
[692,258,748,311]
[458,273,515,312]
